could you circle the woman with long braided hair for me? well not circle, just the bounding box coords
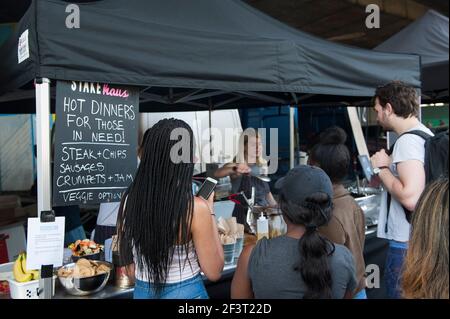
[231,165,357,299]
[117,118,224,299]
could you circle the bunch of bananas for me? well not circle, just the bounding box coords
[13,252,40,283]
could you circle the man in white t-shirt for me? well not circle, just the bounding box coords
[370,81,433,299]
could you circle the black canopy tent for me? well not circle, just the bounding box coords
[0,0,421,218]
[0,0,421,113]
[376,10,449,102]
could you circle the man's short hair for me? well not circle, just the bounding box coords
[374,81,419,118]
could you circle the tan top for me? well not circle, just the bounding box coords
[319,184,366,294]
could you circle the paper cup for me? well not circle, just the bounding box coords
[233,237,244,260]
[222,242,235,265]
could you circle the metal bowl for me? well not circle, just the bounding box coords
[349,186,381,197]
[57,261,112,296]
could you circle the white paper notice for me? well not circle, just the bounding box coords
[18,29,30,64]
[104,237,113,263]
[26,217,65,270]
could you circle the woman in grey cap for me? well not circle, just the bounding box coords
[231,165,357,299]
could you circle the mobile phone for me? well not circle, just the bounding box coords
[196,177,218,200]
[358,154,374,182]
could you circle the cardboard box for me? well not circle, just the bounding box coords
[0,222,26,263]
[0,196,27,262]
[0,196,21,210]
[22,204,37,218]
[0,196,27,225]
[0,207,26,225]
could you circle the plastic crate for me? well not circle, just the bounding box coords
[7,275,56,299]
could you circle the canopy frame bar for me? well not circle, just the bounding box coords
[35,78,52,217]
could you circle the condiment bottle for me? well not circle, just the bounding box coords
[257,212,269,240]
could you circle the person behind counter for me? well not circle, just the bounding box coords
[117,118,224,299]
[214,129,276,229]
[402,178,449,299]
[231,165,357,299]
[308,126,366,299]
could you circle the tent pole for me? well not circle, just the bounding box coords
[35,78,52,218]
[289,106,295,169]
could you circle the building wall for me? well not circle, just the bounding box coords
[0,115,34,191]
[421,105,449,128]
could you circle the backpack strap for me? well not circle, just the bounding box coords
[385,194,390,233]
[386,130,432,155]
[402,130,432,141]
[385,129,432,231]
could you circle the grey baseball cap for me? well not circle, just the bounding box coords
[275,165,333,205]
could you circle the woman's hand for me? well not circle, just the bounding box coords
[234,163,251,175]
[203,191,215,214]
[214,162,251,179]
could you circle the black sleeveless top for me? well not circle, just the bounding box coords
[231,175,270,231]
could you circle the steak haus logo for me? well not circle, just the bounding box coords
[70,81,130,99]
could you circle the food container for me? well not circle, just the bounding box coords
[112,252,134,289]
[268,214,287,239]
[7,276,56,299]
[354,193,382,227]
[71,252,101,263]
[233,237,244,260]
[214,177,232,200]
[114,266,135,289]
[57,261,112,296]
[249,207,287,238]
[2,261,56,299]
[69,239,104,262]
[223,242,235,265]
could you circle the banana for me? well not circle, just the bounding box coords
[13,253,33,283]
[30,270,40,280]
[20,253,28,273]
[20,252,40,280]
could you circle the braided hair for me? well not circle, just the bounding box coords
[117,118,194,295]
[279,192,335,299]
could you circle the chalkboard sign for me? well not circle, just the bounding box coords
[53,80,139,206]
